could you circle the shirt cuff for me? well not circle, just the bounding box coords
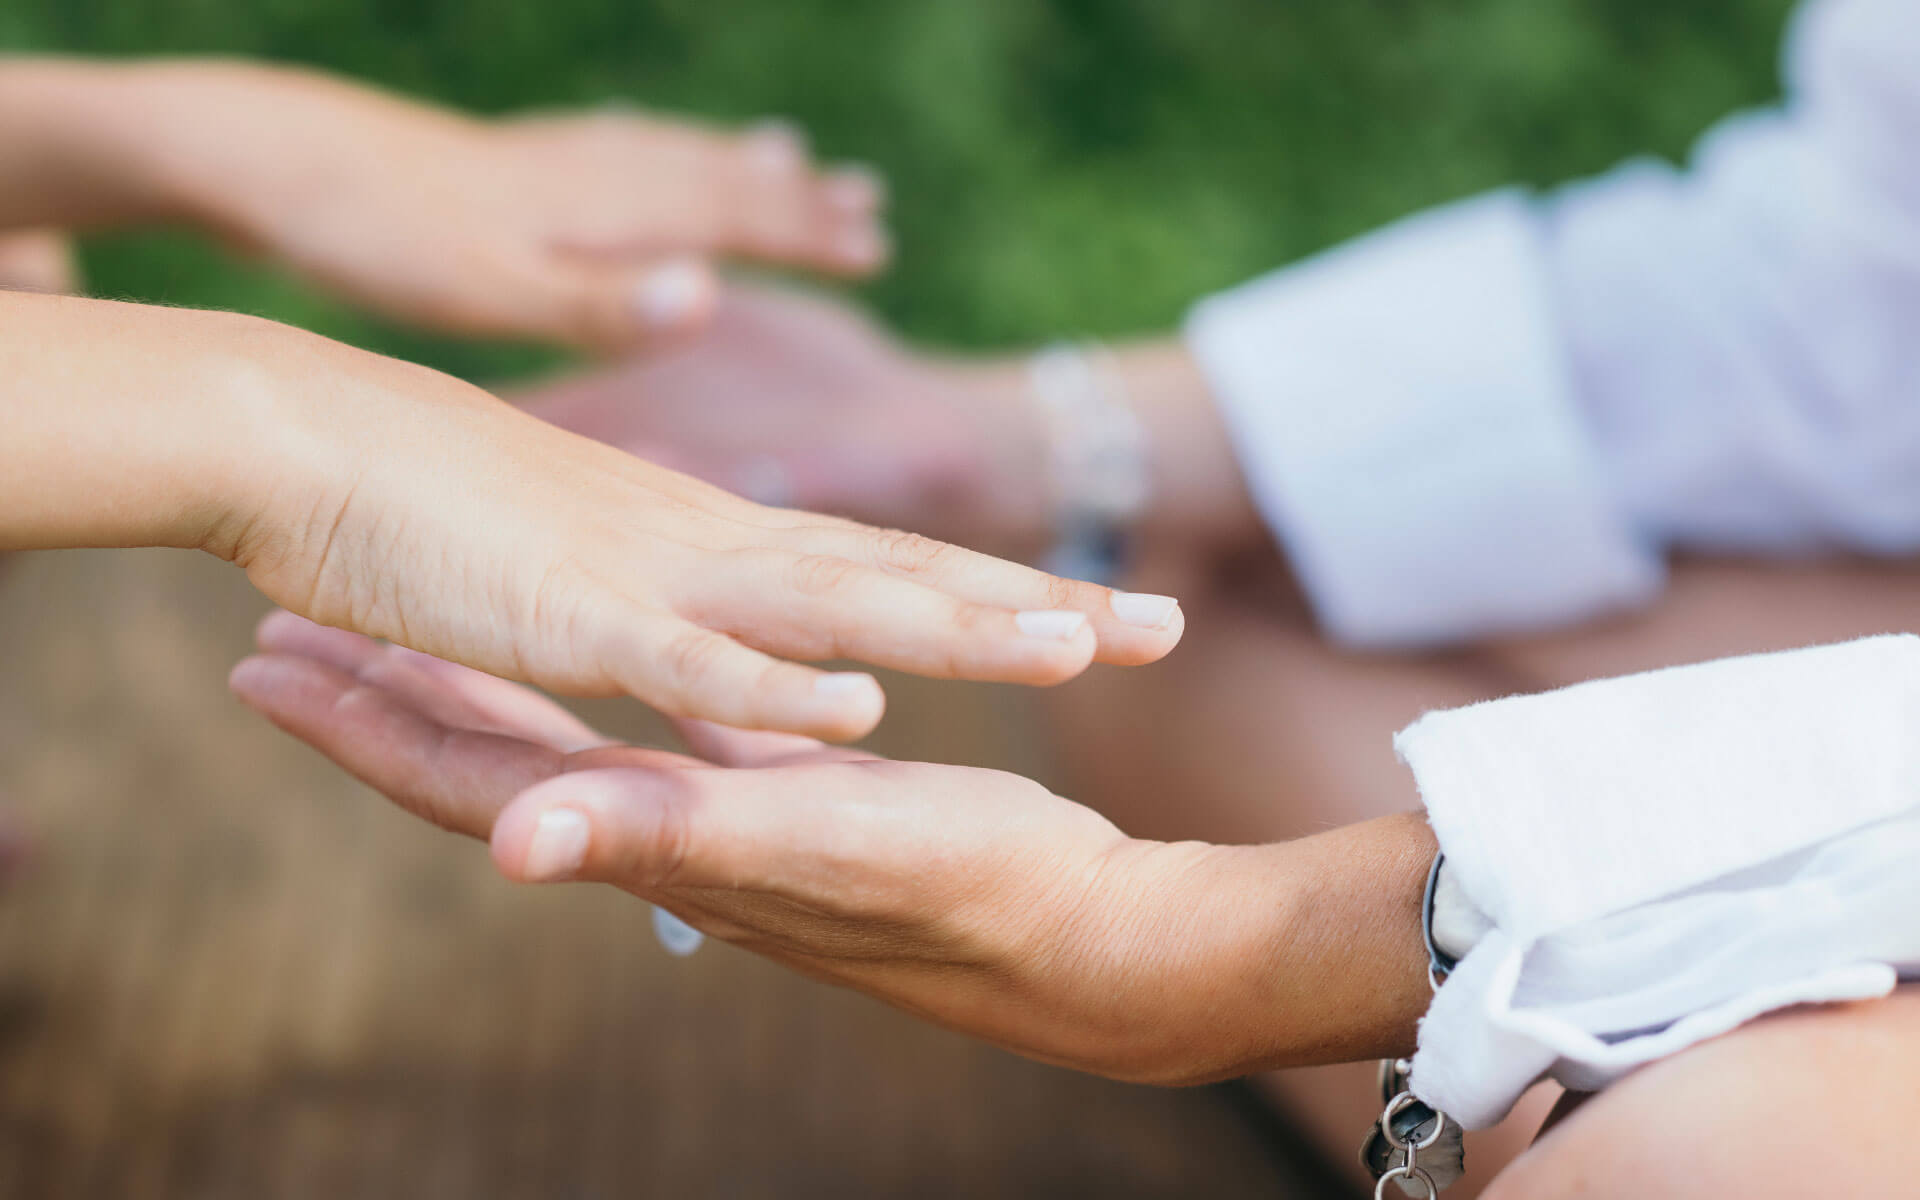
[1184,189,1664,647]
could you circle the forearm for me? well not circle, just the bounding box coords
[0,58,202,231]
[1173,812,1434,1079]
[0,57,442,243]
[0,290,319,554]
[1067,811,1435,1086]
[952,339,1268,559]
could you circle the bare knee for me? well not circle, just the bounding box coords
[1488,986,1920,1198]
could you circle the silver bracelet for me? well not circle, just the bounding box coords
[1026,342,1149,584]
[1359,852,1470,1196]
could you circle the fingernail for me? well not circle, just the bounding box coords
[632,258,709,330]
[653,906,706,957]
[1015,610,1087,640]
[732,455,795,508]
[835,226,889,268]
[825,164,886,211]
[815,671,882,701]
[524,809,591,882]
[745,119,808,171]
[1109,591,1180,630]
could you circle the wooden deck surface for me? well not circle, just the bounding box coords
[0,548,1330,1198]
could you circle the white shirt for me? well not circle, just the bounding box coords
[1186,0,1920,648]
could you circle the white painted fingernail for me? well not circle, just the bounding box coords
[1015,610,1087,640]
[632,258,708,330]
[1110,591,1180,630]
[732,455,795,508]
[825,165,885,211]
[815,672,882,700]
[745,119,808,171]
[836,226,889,267]
[524,809,591,882]
[653,906,706,957]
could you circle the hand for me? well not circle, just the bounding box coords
[230,623,1428,1084]
[4,293,1184,741]
[228,317,1184,740]
[519,285,1055,553]
[7,60,886,351]
[518,285,1268,558]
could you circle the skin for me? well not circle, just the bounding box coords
[228,611,1436,1084]
[0,58,889,350]
[514,284,1263,556]
[510,290,1920,1194]
[0,66,1181,740]
[0,289,1183,739]
[236,569,1920,1200]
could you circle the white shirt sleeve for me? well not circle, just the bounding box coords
[1185,0,1920,648]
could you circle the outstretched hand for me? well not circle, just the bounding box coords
[517,285,1053,553]
[134,63,889,351]
[230,618,1410,1085]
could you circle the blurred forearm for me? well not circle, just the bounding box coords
[1110,340,1266,554]
[954,340,1270,559]
[0,58,208,231]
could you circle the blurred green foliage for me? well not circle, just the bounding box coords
[3,0,1795,381]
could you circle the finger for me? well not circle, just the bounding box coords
[377,653,611,753]
[256,611,606,752]
[668,717,874,768]
[782,522,1185,667]
[228,653,563,839]
[716,128,890,277]
[686,549,1099,685]
[514,253,721,354]
[254,609,384,672]
[604,616,888,742]
[490,760,897,891]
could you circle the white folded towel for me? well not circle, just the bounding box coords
[1400,634,1920,1127]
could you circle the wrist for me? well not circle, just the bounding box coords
[1105,342,1265,555]
[98,61,364,247]
[1078,816,1435,1085]
[0,59,190,229]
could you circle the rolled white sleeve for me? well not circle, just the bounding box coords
[1186,193,1663,646]
[1187,0,1920,647]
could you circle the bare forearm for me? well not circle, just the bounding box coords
[1107,340,1266,554]
[0,58,202,231]
[0,291,287,551]
[0,57,447,244]
[1147,812,1434,1081]
[952,339,1268,560]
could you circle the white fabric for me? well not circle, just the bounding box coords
[1184,194,1663,646]
[1398,635,1920,1128]
[1186,0,1920,647]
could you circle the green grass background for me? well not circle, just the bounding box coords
[2,0,1796,383]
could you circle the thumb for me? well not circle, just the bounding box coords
[490,762,892,892]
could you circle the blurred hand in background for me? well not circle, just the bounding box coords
[517,284,1266,563]
[0,58,887,352]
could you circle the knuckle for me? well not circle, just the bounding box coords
[1043,573,1084,611]
[786,553,861,598]
[873,529,956,576]
[643,778,698,887]
[947,601,992,635]
[656,626,732,691]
